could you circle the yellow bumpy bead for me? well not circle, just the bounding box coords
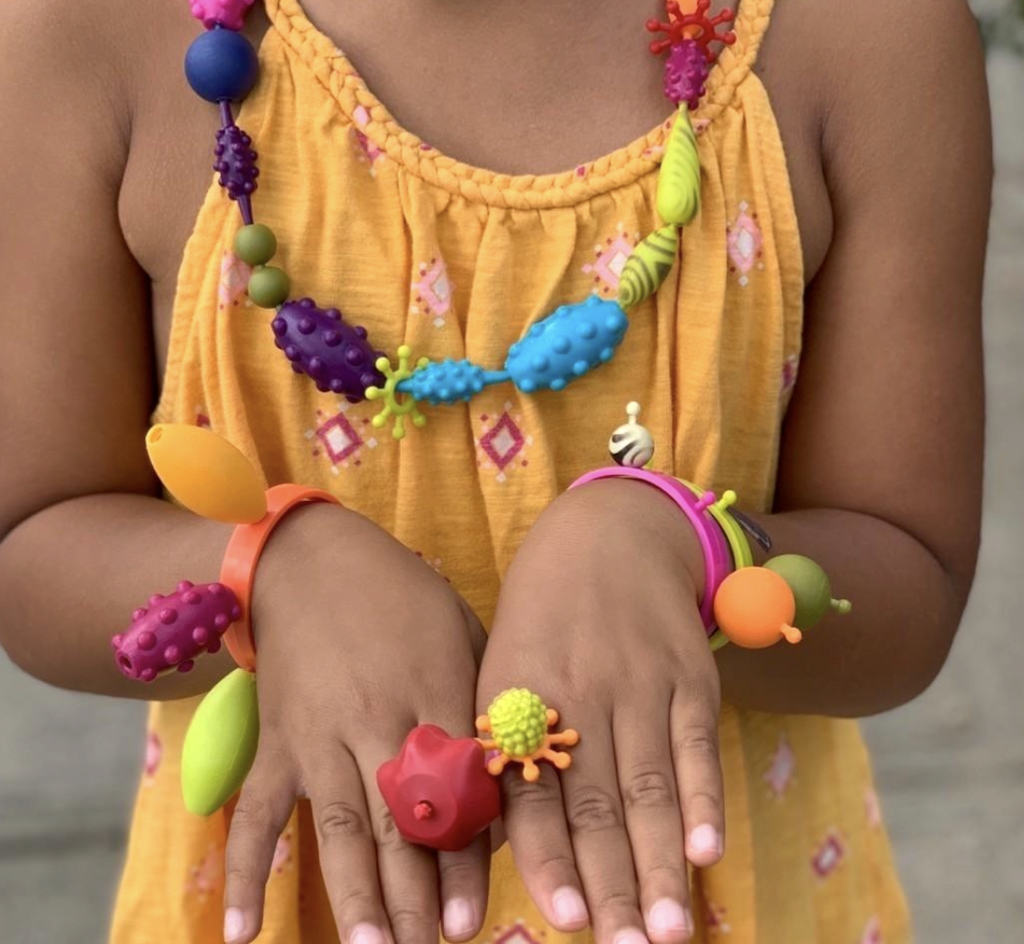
[656,106,701,227]
[617,226,680,310]
[146,424,267,524]
[487,688,549,759]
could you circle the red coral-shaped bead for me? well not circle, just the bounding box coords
[111,581,241,682]
[647,0,736,62]
[377,725,501,852]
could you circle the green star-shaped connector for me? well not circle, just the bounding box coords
[365,345,429,440]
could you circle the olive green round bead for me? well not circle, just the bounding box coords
[234,224,278,266]
[764,554,832,630]
[247,266,290,309]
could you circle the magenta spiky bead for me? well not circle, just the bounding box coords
[663,40,710,110]
[111,581,241,682]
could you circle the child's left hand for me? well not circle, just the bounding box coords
[478,480,723,944]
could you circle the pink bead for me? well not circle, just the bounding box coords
[112,581,241,682]
[148,594,164,606]
[189,0,256,32]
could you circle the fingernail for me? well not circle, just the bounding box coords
[223,908,246,943]
[648,899,692,937]
[689,824,722,856]
[614,928,651,944]
[552,886,589,927]
[443,898,476,939]
[351,924,387,944]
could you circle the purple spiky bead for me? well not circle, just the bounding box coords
[271,298,386,402]
[663,40,710,110]
[214,116,259,223]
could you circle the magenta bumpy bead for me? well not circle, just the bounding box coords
[271,298,386,401]
[111,581,241,682]
[189,0,256,32]
[663,41,710,110]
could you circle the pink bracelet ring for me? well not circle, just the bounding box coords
[570,467,733,634]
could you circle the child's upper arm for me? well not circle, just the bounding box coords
[775,0,991,591]
[0,0,157,540]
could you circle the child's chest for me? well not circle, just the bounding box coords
[119,0,831,387]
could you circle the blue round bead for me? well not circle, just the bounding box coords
[185,28,259,103]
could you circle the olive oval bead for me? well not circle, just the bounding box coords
[247,266,290,309]
[234,224,278,266]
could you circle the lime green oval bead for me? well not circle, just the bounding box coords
[247,266,290,308]
[234,224,278,266]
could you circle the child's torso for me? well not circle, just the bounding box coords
[119,0,831,384]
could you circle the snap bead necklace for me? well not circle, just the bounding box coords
[183,0,736,438]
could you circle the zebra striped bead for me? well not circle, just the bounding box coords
[617,226,679,310]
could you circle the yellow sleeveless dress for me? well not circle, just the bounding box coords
[112,1,911,940]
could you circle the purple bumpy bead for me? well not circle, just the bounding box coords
[663,40,710,110]
[214,122,259,206]
[271,298,385,401]
[111,581,241,683]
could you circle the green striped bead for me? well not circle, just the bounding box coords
[617,226,679,310]
[656,106,701,227]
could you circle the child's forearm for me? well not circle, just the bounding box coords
[0,494,236,699]
[715,507,973,717]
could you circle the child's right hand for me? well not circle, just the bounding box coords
[221,503,488,944]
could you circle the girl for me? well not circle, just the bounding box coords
[0,1,990,943]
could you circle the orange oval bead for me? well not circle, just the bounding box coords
[713,567,802,648]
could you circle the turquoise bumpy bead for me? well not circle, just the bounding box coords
[372,297,629,436]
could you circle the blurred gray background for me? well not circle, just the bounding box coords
[2,6,1022,943]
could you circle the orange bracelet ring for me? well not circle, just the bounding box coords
[219,484,340,671]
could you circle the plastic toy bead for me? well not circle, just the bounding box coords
[764,554,852,630]
[476,688,579,782]
[112,580,241,682]
[609,401,655,468]
[214,117,260,222]
[234,223,277,266]
[248,266,290,308]
[647,1,737,62]
[366,346,430,439]
[377,725,501,851]
[272,298,385,401]
[505,296,629,394]
[146,424,268,523]
[189,0,256,32]
[185,28,259,103]
[713,567,803,648]
[396,358,507,406]
[181,667,259,816]
[618,226,680,309]
[656,107,701,226]
[663,40,711,110]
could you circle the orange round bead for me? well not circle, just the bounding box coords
[713,567,803,648]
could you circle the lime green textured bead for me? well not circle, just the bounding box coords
[247,266,290,308]
[488,688,548,759]
[234,224,278,266]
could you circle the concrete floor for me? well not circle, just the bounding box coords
[1,43,1022,944]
